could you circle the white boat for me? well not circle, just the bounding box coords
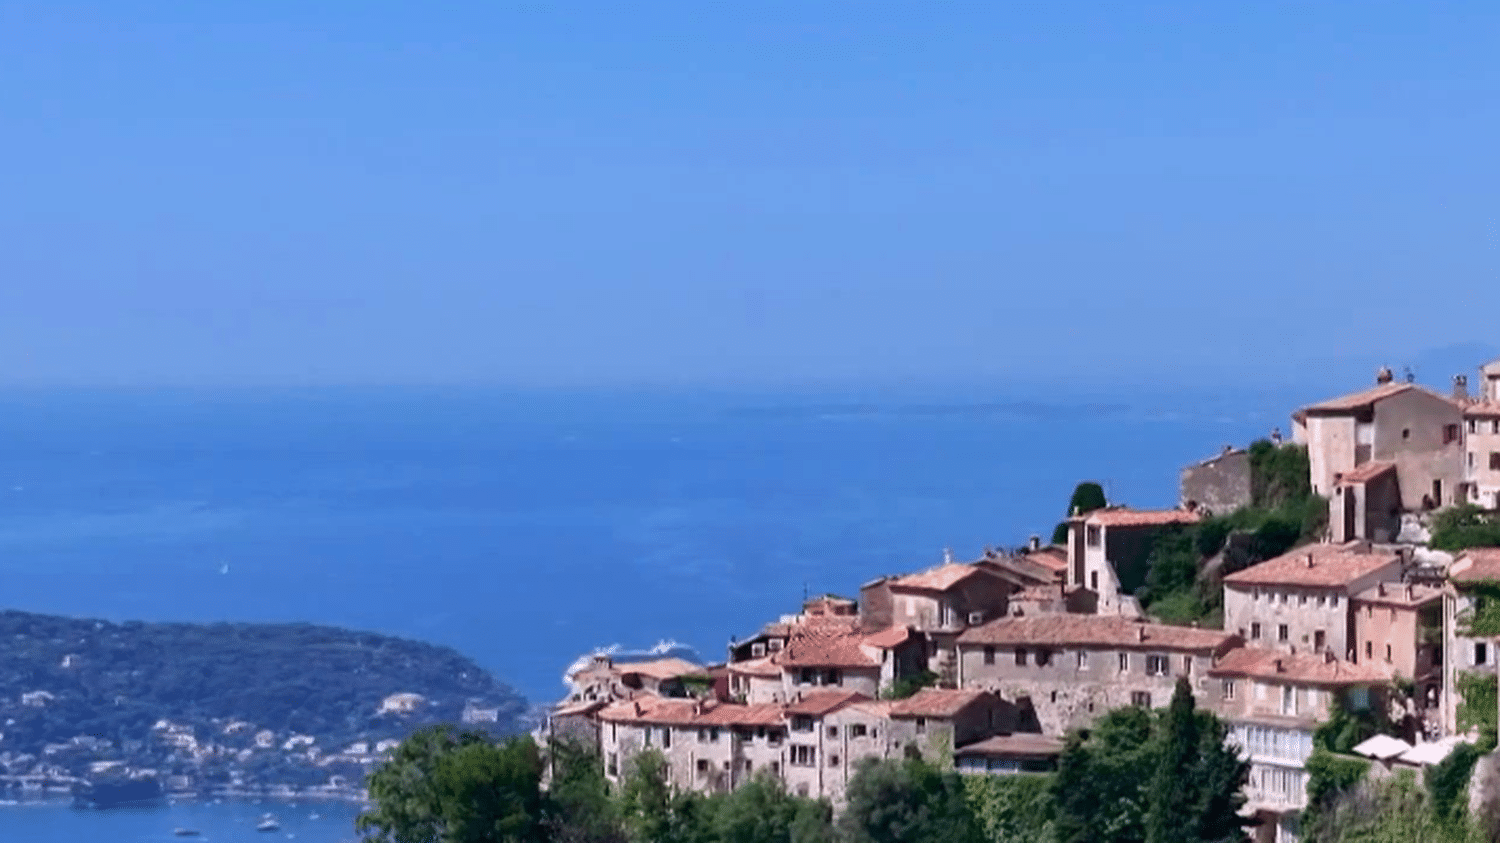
[257,813,281,832]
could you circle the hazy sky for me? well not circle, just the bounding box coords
[3,4,1497,389]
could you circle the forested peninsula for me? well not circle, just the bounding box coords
[0,611,526,799]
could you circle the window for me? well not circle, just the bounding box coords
[984,646,995,665]
[915,717,927,733]
[792,715,813,732]
[1077,651,1089,669]
[1015,648,1028,666]
[1050,690,1057,703]
[662,728,671,748]
[1477,642,1490,666]
[1086,525,1102,547]
[751,642,766,657]
[1119,653,1129,672]
[1494,420,1499,435]
[1385,644,1392,663]
[1278,624,1289,643]
[1317,594,1326,607]
[770,761,780,774]
[1183,655,1193,675]
[1491,452,1500,471]
[791,745,815,766]
[768,639,783,651]
[827,726,838,739]
[1366,641,1373,659]
[1251,622,1262,640]
[607,753,618,776]
[1281,685,1296,716]
[849,723,867,738]
[698,728,709,743]
[643,727,653,746]
[1146,655,1169,676]
[800,668,816,685]
[1280,591,1288,604]
[1314,630,1325,651]
[1131,691,1152,708]
[825,668,841,685]
[1222,679,1236,700]
[1036,649,1052,667]
[610,723,617,742]
[1331,595,1339,608]
[1445,424,1460,445]
[828,753,840,767]
[1472,420,1480,434]
[1402,428,1411,440]
[696,759,709,773]
[1091,571,1099,590]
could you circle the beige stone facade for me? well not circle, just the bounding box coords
[1063,507,1201,616]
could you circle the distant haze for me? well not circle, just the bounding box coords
[2,5,1497,389]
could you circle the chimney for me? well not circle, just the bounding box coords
[1378,583,1386,597]
[1324,650,1335,664]
[1305,553,1315,568]
[1406,584,1414,600]
[1271,427,1283,445]
[1138,626,1147,643]
[1223,444,1234,456]
[1028,534,1041,552]
[1455,374,1470,401]
[1377,366,1394,385]
[1274,658,1284,673]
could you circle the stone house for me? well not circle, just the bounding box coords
[780,690,870,800]
[1350,581,1443,706]
[1222,543,1403,661]
[727,656,784,704]
[859,561,1025,682]
[1180,446,1252,516]
[1441,549,1500,736]
[771,617,885,700]
[884,688,1013,766]
[597,697,789,794]
[953,615,1239,734]
[1063,507,1203,616]
[1209,647,1392,843]
[1291,376,1464,529]
[1462,399,1500,509]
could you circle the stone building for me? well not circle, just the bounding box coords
[859,561,1028,682]
[1462,398,1500,509]
[1180,446,1252,515]
[1291,376,1464,535]
[1350,580,1443,705]
[953,614,1239,733]
[1221,543,1403,661]
[1441,548,1500,736]
[1208,647,1392,843]
[1063,507,1202,616]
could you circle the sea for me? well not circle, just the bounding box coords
[0,383,1298,842]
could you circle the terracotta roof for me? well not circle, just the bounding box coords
[727,656,781,678]
[977,555,1058,586]
[955,733,1064,758]
[1022,547,1069,573]
[784,689,868,717]
[1451,548,1500,584]
[889,563,992,592]
[889,689,989,719]
[862,625,913,649]
[693,703,786,727]
[551,700,609,718]
[1223,544,1400,589]
[1014,583,1065,602]
[597,696,706,726]
[774,618,879,668]
[956,615,1236,652]
[1339,461,1395,484]
[619,657,704,681]
[1209,647,1392,687]
[1352,581,1443,608]
[1464,402,1500,418]
[1081,507,1201,528]
[845,700,895,718]
[1300,382,1423,414]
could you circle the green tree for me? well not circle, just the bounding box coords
[545,738,625,843]
[1052,706,1155,843]
[1431,505,1500,552]
[358,725,544,843]
[1051,482,1109,544]
[619,751,676,843]
[1146,680,1200,843]
[709,772,832,843]
[962,773,1053,843]
[840,755,983,843]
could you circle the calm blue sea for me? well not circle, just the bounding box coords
[0,385,1291,842]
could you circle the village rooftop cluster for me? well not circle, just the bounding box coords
[546,360,1500,843]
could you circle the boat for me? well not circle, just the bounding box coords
[257,813,281,832]
[173,829,201,837]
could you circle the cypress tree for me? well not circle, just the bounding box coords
[1146,678,1199,843]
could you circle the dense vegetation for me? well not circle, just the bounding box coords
[363,680,1247,843]
[1139,441,1326,626]
[1432,504,1500,551]
[1049,482,1108,545]
[0,610,526,760]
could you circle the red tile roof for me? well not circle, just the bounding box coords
[727,656,781,678]
[1022,547,1069,574]
[1081,507,1201,528]
[619,657,704,681]
[955,615,1236,652]
[862,625,913,649]
[1223,544,1400,589]
[1209,647,1392,687]
[889,689,990,719]
[784,689,868,717]
[955,733,1064,758]
[597,696,707,726]
[774,618,879,668]
[1450,548,1500,584]
[889,563,990,592]
[694,703,786,727]
[1352,581,1442,608]
[1299,382,1424,414]
[1339,461,1395,484]
[1464,402,1500,418]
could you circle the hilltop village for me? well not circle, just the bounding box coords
[546,361,1500,843]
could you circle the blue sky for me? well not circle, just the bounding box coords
[3,3,1497,390]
